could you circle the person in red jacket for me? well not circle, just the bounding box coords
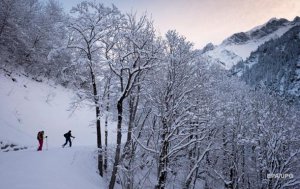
[37,131,46,151]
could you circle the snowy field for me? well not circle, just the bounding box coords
[0,70,119,188]
[0,147,103,189]
[0,70,117,148]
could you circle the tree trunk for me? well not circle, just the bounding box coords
[241,145,246,189]
[184,125,198,189]
[96,106,103,177]
[109,100,123,189]
[123,96,135,189]
[104,115,108,171]
[90,65,103,177]
[223,125,231,189]
[0,20,7,37]
[104,80,110,171]
[156,119,169,189]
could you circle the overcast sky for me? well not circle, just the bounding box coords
[56,0,300,48]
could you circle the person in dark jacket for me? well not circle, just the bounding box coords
[62,130,75,148]
[37,131,47,151]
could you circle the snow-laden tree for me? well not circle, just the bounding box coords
[27,0,68,77]
[1,1,299,188]
[129,30,204,189]
[247,90,300,189]
[0,0,42,66]
[0,0,70,82]
[202,76,300,189]
[153,30,198,189]
[102,13,163,189]
[0,0,17,37]
[67,1,122,177]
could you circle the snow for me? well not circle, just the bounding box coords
[0,147,104,189]
[0,70,121,188]
[288,66,300,96]
[279,76,285,93]
[203,19,299,69]
[295,69,300,80]
[0,71,117,148]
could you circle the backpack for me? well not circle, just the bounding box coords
[64,133,68,138]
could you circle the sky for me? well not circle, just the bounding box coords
[56,0,300,49]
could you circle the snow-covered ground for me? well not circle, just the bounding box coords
[0,70,117,148]
[0,147,103,189]
[0,69,122,188]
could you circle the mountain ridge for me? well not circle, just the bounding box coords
[200,16,300,69]
[233,25,300,98]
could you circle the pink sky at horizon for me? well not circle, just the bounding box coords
[58,0,300,48]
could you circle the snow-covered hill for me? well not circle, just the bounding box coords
[0,68,117,148]
[201,17,300,69]
[0,69,121,188]
[233,25,300,98]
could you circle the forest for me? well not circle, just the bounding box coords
[0,0,299,188]
[239,25,300,101]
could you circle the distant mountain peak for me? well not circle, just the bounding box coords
[222,17,289,46]
[201,42,215,53]
[266,17,288,24]
[221,32,250,46]
[234,25,300,98]
[200,16,300,69]
[293,16,300,23]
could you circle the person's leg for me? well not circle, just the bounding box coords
[41,139,43,150]
[68,138,72,147]
[38,139,43,151]
[37,140,41,151]
[62,138,68,147]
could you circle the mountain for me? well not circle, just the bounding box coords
[232,25,300,98]
[201,17,300,69]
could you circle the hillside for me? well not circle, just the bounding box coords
[232,25,300,98]
[201,17,300,69]
[0,68,122,188]
[0,68,117,149]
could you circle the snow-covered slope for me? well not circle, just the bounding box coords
[201,17,300,69]
[0,69,117,148]
[0,147,103,189]
[233,25,300,98]
[0,69,121,188]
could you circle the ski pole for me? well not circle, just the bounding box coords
[45,136,48,150]
[71,137,75,147]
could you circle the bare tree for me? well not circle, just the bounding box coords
[67,1,122,177]
[104,13,162,189]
